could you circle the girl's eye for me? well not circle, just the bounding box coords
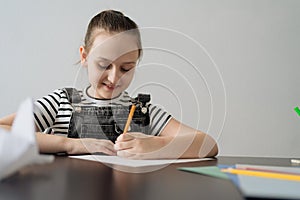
[96,63,134,72]
[98,64,111,70]
[121,68,131,72]
[121,66,135,72]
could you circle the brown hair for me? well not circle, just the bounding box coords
[83,10,142,58]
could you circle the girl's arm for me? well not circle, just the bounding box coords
[114,118,218,159]
[0,113,15,131]
[0,114,116,155]
[36,133,116,155]
[0,113,16,127]
[159,118,218,158]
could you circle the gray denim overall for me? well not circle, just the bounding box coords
[63,88,151,143]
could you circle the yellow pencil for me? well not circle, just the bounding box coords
[123,105,136,134]
[221,168,300,182]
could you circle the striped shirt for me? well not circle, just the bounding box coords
[33,87,172,136]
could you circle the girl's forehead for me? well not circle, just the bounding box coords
[89,32,139,61]
[92,50,139,64]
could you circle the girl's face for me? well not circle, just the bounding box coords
[80,32,139,99]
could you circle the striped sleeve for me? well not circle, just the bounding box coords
[148,104,172,136]
[33,89,66,132]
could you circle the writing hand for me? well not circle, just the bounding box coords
[114,132,169,159]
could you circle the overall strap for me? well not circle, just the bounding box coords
[62,88,82,104]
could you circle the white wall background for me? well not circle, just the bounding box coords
[0,0,299,158]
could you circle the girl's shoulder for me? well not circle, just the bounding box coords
[38,87,83,105]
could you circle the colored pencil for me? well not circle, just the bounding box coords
[221,168,300,182]
[236,167,300,176]
[123,105,136,134]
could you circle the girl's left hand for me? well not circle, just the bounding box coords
[114,132,170,159]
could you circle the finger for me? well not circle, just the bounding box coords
[98,140,117,152]
[116,133,134,142]
[93,140,116,155]
[114,140,135,151]
[117,149,136,158]
[101,147,117,156]
[117,149,148,160]
[83,139,116,154]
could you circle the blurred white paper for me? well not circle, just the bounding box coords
[70,155,213,167]
[0,98,54,180]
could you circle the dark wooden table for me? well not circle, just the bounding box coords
[0,156,293,200]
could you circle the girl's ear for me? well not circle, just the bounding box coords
[79,46,88,67]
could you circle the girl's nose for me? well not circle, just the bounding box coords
[107,66,121,84]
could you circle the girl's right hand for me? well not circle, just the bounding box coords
[66,138,117,155]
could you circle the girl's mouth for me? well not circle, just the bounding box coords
[102,83,118,90]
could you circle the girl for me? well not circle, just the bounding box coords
[0,10,218,159]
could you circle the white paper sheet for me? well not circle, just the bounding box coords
[0,98,54,180]
[70,155,213,167]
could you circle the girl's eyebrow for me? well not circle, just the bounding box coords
[95,56,112,62]
[122,61,136,65]
[95,57,136,65]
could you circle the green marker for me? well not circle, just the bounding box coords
[294,107,300,116]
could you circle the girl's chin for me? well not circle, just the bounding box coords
[95,90,122,99]
[89,86,123,99]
